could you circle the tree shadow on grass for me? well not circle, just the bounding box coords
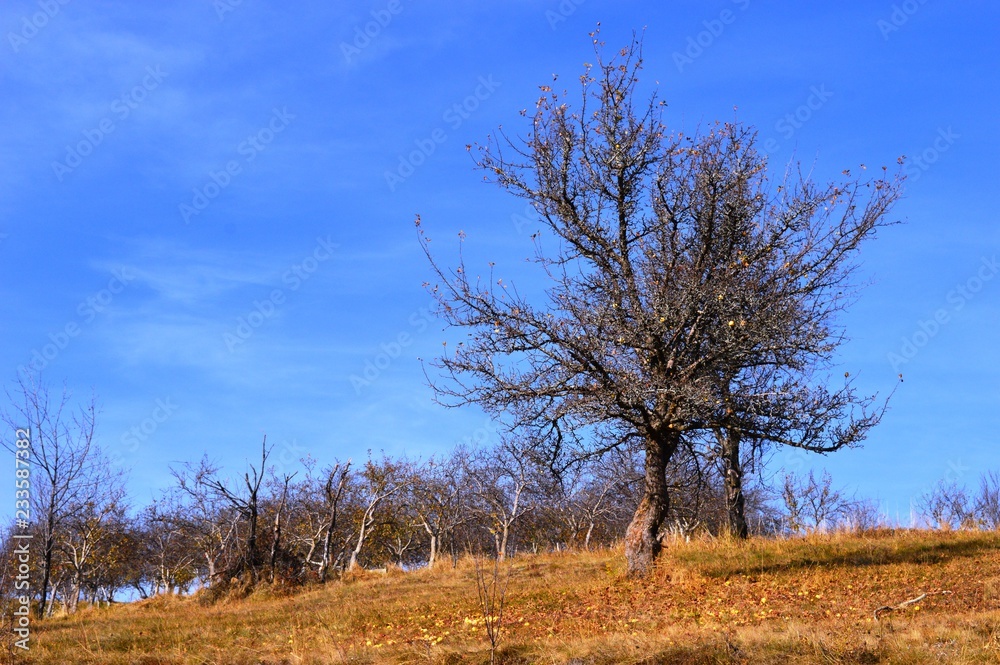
[677,531,1000,579]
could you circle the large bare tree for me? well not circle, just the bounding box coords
[418,35,902,575]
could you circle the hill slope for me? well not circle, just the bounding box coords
[23,530,1000,664]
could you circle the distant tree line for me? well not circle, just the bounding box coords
[1,377,998,618]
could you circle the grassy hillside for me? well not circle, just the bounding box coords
[20,530,1000,664]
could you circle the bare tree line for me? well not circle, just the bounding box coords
[0,375,997,616]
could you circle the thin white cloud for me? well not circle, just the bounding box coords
[97,252,274,308]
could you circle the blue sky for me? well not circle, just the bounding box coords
[1,1,997,521]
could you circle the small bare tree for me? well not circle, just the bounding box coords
[266,471,297,583]
[58,484,128,612]
[346,455,405,572]
[172,439,272,585]
[465,443,534,560]
[472,553,514,665]
[782,471,851,533]
[974,471,1000,530]
[170,457,243,585]
[918,480,974,530]
[842,497,884,533]
[551,454,634,550]
[138,497,198,596]
[2,374,118,617]
[289,460,353,582]
[202,438,271,582]
[411,454,467,569]
[316,461,352,580]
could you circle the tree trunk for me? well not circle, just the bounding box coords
[720,429,748,539]
[624,431,677,576]
[348,513,370,572]
[247,501,259,578]
[302,540,318,579]
[268,522,280,583]
[423,521,438,569]
[68,574,83,614]
[318,528,334,582]
[498,523,509,561]
[39,507,56,619]
[318,500,341,582]
[268,502,284,583]
[44,575,61,618]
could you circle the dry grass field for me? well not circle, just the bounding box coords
[17,529,1000,664]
